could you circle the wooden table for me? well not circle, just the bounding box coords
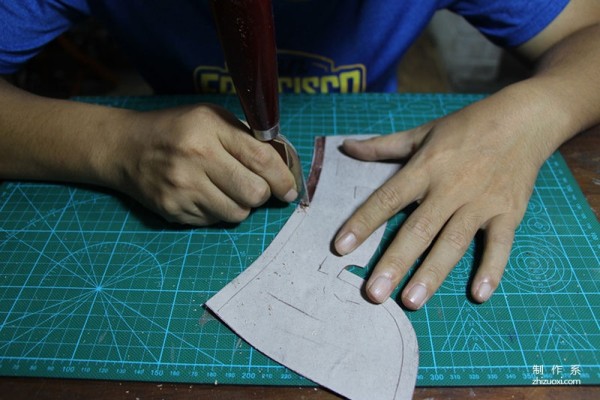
[0,127,598,399]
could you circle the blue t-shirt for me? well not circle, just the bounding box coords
[0,0,569,94]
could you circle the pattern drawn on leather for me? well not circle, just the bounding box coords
[206,135,419,400]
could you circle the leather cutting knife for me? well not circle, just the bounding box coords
[210,0,309,206]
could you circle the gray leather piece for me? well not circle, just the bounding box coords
[207,135,419,400]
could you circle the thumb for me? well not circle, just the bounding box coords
[342,125,430,161]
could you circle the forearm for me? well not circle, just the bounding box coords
[460,20,600,171]
[519,22,600,145]
[0,78,136,187]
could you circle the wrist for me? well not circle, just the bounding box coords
[479,80,580,165]
[90,107,147,192]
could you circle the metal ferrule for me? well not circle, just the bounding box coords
[252,124,280,141]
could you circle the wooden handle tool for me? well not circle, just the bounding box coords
[211,0,309,205]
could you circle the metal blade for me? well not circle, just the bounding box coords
[270,135,309,206]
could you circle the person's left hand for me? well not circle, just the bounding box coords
[333,87,567,310]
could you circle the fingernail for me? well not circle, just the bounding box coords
[368,276,393,303]
[403,283,428,309]
[283,189,298,203]
[334,232,357,255]
[476,281,493,302]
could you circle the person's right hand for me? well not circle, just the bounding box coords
[109,104,298,225]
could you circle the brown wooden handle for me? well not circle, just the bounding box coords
[211,0,279,139]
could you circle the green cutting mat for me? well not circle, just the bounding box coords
[0,94,599,387]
